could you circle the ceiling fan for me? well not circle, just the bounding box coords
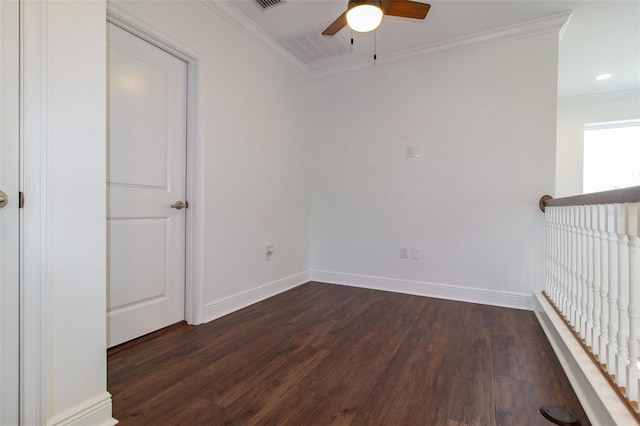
[322,0,431,36]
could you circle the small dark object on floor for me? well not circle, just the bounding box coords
[540,405,581,425]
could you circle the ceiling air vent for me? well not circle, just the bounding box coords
[279,26,352,64]
[255,0,284,9]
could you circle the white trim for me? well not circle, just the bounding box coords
[202,1,570,82]
[310,270,535,310]
[200,0,312,82]
[106,5,206,325]
[20,0,47,423]
[311,11,572,81]
[184,57,205,326]
[1,0,21,423]
[558,10,573,43]
[585,119,640,131]
[47,392,117,426]
[534,292,636,426]
[107,5,203,64]
[558,88,640,106]
[202,271,310,323]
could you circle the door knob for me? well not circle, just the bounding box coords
[170,200,188,210]
[0,191,8,209]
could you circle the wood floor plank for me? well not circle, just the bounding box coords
[356,348,453,425]
[455,326,493,381]
[494,375,551,426]
[352,300,450,424]
[212,339,314,407]
[108,282,591,425]
[111,356,208,417]
[215,345,332,424]
[397,349,455,425]
[279,292,428,425]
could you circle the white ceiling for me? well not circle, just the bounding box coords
[222,0,640,98]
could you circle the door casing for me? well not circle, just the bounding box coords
[0,0,21,423]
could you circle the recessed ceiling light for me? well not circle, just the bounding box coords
[596,73,613,81]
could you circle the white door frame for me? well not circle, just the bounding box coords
[107,5,205,326]
[1,0,21,423]
[20,1,47,423]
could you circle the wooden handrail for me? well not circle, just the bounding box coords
[539,186,640,212]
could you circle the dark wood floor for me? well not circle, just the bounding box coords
[108,282,590,425]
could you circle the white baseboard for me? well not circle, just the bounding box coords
[47,392,117,426]
[534,292,636,426]
[310,270,535,310]
[202,271,309,323]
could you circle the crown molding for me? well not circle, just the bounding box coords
[201,0,312,83]
[202,2,571,83]
[558,88,640,106]
[558,10,573,42]
[311,11,572,81]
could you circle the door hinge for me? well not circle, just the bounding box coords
[19,191,24,208]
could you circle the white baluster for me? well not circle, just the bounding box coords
[616,203,630,389]
[608,203,619,375]
[553,208,560,303]
[591,204,601,355]
[545,208,551,294]
[546,207,554,299]
[562,206,571,316]
[577,206,585,334]
[584,205,594,344]
[556,207,564,307]
[564,206,576,326]
[626,203,640,402]
[552,207,561,305]
[599,204,610,363]
[571,206,580,329]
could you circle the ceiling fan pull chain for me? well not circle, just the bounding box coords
[373,30,377,63]
[351,29,354,45]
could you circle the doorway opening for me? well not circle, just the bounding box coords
[106,9,204,348]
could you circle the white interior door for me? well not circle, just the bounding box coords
[0,0,20,423]
[107,22,188,348]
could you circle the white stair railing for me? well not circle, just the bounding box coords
[542,187,640,415]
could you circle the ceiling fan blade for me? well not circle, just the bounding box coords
[322,11,348,36]
[381,0,431,20]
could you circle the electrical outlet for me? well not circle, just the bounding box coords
[400,246,409,259]
[406,145,423,158]
[412,247,421,260]
[266,244,274,261]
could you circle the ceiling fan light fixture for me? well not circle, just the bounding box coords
[595,73,613,80]
[346,3,383,33]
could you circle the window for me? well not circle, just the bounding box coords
[583,119,640,193]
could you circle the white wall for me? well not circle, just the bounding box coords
[110,1,313,320]
[556,90,640,197]
[310,33,559,307]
